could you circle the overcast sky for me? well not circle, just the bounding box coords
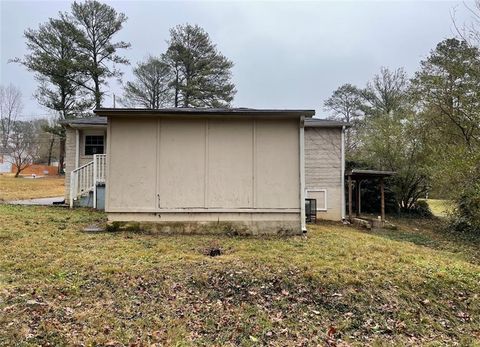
[0,0,474,119]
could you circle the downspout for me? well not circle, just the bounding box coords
[70,129,80,208]
[75,129,80,169]
[299,116,306,233]
[341,126,346,220]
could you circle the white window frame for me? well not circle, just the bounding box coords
[306,188,328,212]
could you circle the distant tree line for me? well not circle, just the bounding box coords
[324,36,480,232]
[0,84,60,177]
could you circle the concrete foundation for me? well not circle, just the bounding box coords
[107,212,302,235]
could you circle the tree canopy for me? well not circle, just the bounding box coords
[163,24,236,108]
[325,39,480,230]
[70,0,130,108]
[121,57,171,109]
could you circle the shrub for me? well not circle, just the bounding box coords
[450,182,480,234]
[411,200,433,218]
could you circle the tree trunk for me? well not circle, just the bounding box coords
[174,69,179,107]
[94,79,101,108]
[59,137,66,175]
[47,136,55,166]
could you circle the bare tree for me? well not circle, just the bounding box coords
[6,121,39,177]
[324,83,364,154]
[453,1,480,47]
[362,67,410,117]
[0,84,23,151]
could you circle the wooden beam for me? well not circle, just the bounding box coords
[358,180,362,216]
[348,175,353,221]
[355,180,361,217]
[380,177,385,222]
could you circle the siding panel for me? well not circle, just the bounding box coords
[305,127,342,220]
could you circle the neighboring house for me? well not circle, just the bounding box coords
[62,108,347,235]
[0,152,12,173]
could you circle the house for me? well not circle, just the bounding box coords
[0,151,13,173]
[62,108,347,235]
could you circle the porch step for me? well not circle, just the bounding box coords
[73,184,105,210]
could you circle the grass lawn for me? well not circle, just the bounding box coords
[0,205,479,346]
[424,199,453,218]
[0,174,65,201]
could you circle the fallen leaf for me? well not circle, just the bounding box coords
[327,326,336,337]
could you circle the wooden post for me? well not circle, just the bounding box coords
[355,180,361,217]
[380,177,385,222]
[348,175,353,221]
[358,180,362,215]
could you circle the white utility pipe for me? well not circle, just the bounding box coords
[341,126,346,220]
[299,116,306,232]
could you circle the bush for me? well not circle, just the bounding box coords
[410,200,434,218]
[450,183,480,234]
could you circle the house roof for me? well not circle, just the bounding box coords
[94,107,316,118]
[60,117,107,126]
[61,114,351,131]
[304,118,350,128]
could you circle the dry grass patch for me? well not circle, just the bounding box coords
[0,205,479,346]
[0,174,64,201]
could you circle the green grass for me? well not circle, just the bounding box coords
[424,199,453,217]
[0,205,479,346]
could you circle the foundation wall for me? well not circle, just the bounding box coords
[107,211,302,235]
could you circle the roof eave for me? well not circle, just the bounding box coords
[68,123,108,129]
[94,108,315,118]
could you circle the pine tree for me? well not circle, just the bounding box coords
[164,24,236,108]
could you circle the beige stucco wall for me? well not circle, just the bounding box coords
[64,127,106,200]
[106,116,301,232]
[305,127,343,220]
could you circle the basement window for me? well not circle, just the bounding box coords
[85,135,104,155]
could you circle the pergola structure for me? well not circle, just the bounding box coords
[346,169,395,223]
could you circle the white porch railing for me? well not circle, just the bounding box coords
[94,154,107,184]
[69,154,106,208]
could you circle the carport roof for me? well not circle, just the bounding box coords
[346,169,396,179]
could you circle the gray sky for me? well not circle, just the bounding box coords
[0,0,474,119]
